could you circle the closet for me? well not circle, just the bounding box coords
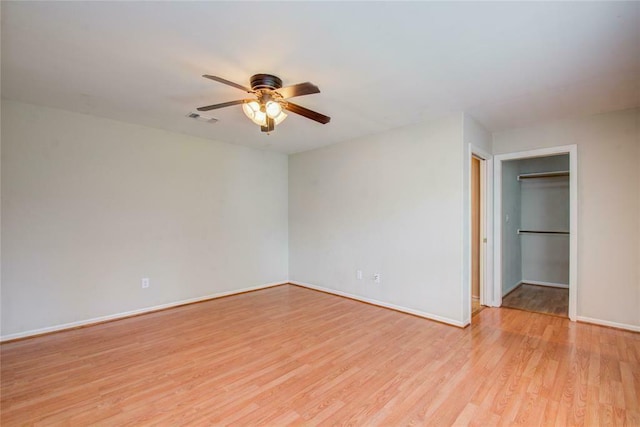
[501,154,570,317]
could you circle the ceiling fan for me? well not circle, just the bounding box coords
[197,73,331,133]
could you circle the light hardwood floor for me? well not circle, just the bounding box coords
[2,285,639,425]
[471,297,484,316]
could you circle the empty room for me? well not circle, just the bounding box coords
[1,1,639,425]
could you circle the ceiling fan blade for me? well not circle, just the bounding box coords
[202,75,252,92]
[284,102,331,124]
[277,82,320,99]
[197,99,248,112]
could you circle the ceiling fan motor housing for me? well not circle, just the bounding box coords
[250,74,283,91]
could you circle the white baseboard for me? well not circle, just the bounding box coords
[522,280,569,289]
[0,281,286,342]
[289,281,467,328]
[576,316,640,333]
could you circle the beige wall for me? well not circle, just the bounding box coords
[289,114,468,325]
[1,100,289,338]
[493,108,640,328]
[3,99,636,337]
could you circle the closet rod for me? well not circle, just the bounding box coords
[517,170,569,180]
[517,229,570,235]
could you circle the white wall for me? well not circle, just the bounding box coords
[464,114,492,154]
[289,114,467,326]
[4,99,636,336]
[501,160,522,295]
[493,108,640,328]
[1,100,289,338]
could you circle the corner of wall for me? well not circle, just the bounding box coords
[463,113,492,154]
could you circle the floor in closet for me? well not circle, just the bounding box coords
[502,283,569,317]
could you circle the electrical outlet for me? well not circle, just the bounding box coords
[141,278,150,289]
[373,273,381,283]
[356,270,363,280]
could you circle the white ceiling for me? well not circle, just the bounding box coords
[2,1,639,154]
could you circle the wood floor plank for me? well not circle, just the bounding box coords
[2,285,639,425]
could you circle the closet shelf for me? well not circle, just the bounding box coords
[517,170,569,181]
[518,229,570,235]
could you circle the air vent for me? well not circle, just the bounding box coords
[186,112,218,123]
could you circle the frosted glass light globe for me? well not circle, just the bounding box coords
[265,101,282,118]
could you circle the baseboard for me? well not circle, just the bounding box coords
[576,316,640,333]
[522,280,569,289]
[289,281,467,328]
[0,281,287,342]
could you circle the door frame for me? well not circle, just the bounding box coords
[493,145,578,320]
[468,145,493,322]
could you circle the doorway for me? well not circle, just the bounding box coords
[471,155,483,316]
[493,145,578,320]
[468,145,493,322]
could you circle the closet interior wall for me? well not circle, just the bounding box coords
[502,155,570,295]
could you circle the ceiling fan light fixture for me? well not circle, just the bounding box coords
[200,73,330,132]
[265,101,287,125]
[265,100,282,118]
[242,100,260,117]
[273,111,287,125]
[242,101,267,126]
[242,101,265,125]
[243,100,287,127]
[253,110,267,126]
